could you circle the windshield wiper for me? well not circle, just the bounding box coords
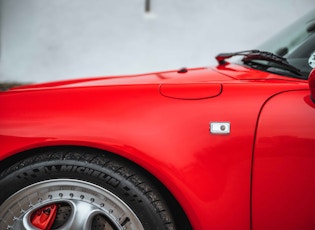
[215,50,302,76]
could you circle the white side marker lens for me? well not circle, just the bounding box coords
[210,122,230,134]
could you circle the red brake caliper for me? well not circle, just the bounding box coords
[31,204,58,230]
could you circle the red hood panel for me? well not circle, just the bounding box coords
[12,67,231,91]
[10,64,304,91]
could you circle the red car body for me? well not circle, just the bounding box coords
[1,63,314,229]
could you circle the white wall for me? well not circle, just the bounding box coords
[0,0,314,83]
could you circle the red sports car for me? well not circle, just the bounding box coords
[1,9,315,230]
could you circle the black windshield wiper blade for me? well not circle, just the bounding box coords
[216,50,260,64]
[215,50,302,76]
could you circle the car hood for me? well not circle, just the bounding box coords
[10,64,305,91]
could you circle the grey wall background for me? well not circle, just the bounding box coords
[0,0,314,83]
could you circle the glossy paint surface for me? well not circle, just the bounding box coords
[0,64,313,229]
[309,68,315,101]
[252,90,315,230]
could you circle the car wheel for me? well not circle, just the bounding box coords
[0,149,175,230]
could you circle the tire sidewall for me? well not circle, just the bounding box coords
[0,154,169,230]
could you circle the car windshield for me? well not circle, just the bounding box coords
[246,9,315,79]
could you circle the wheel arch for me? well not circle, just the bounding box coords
[0,145,192,230]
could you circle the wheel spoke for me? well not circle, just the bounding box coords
[61,200,109,230]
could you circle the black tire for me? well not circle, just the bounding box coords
[0,148,176,230]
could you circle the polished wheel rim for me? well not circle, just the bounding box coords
[0,179,144,230]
